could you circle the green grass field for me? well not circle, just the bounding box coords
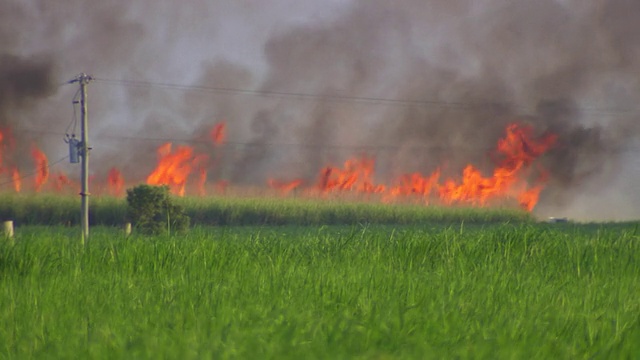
[0,192,531,226]
[1,222,639,359]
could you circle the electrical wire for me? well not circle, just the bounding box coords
[4,127,499,151]
[0,155,70,189]
[93,77,532,111]
[92,77,640,116]
[64,88,81,141]
[7,70,640,172]
[10,126,640,153]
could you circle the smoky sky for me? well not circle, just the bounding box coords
[1,0,640,220]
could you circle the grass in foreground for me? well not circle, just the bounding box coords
[1,223,639,359]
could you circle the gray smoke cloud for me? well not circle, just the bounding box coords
[0,54,56,168]
[1,0,640,220]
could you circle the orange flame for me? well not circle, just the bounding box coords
[270,123,556,211]
[193,154,209,196]
[145,123,227,196]
[210,122,226,146]
[52,172,73,192]
[31,146,49,192]
[1,122,555,211]
[107,167,125,197]
[0,128,16,169]
[215,180,229,193]
[317,157,385,194]
[387,170,441,203]
[268,179,304,195]
[518,185,543,212]
[436,123,556,208]
[197,168,207,196]
[146,143,196,196]
[11,167,21,192]
[0,129,21,192]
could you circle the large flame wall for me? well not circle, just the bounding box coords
[0,121,556,211]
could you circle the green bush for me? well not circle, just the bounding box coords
[125,185,190,235]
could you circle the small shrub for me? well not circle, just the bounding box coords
[126,185,190,235]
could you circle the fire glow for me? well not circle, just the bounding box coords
[145,122,226,196]
[0,122,556,211]
[31,146,49,192]
[269,123,557,211]
[107,167,124,197]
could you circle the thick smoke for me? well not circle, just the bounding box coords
[0,54,56,169]
[0,54,55,128]
[2,0,640,220]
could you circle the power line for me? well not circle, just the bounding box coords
[9,127,490,150]
[93,77,640,115]
[0,155,70,189]
[93,77,529,111]
[2,127,514,151]
[11,127,640,152]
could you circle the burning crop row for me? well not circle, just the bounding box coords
[146,122,226,196]
[269,123,556,211]
[0,122,556,211]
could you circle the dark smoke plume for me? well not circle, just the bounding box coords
[240,0,640,219]
[2,0,640,220]
[0,54,55,126]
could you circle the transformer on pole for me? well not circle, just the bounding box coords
[68,135,80,164]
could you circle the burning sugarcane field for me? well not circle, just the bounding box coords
[1,0,640,359]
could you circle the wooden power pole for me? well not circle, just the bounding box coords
[70,73,93,244]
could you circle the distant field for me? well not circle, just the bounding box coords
[1,223,639,359]
[0,192,531,226]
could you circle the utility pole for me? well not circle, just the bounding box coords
[69,73,93,244]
